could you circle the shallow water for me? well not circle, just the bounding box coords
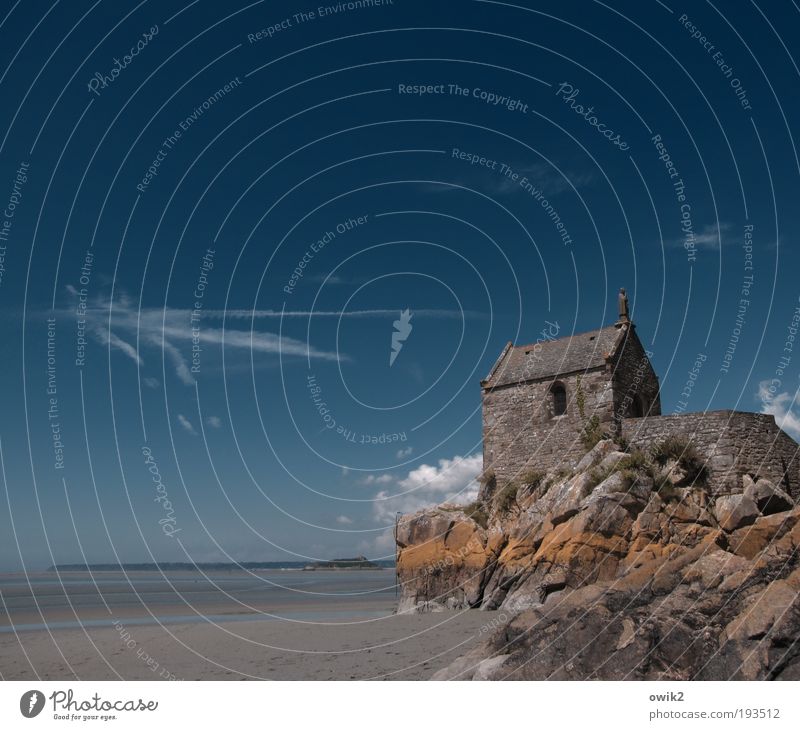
[0,569,398,632]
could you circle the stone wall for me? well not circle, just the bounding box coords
[481,367,614,484]
[611,324,662,421]
[621,410,800,499]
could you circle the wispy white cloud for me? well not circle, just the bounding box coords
[177,414,197,435]
[60,287,485,388]
[218,308,482,320]
[758,380,800,439]
[370,454,483,524]
[396,446,413,459]
[492,163,593,196]
[63,290,345,385]
[361,473,393,486]
[307,274,347,285]
[672,222,734,250]
[154,336,194,386]
[422,163,593,198]
[335,515,353,525]
[94,327,142,365]
[205,416,222,429]
[695,223,733,248]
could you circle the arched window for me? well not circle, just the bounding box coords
[551,383,567,416]
[630,394,645,418]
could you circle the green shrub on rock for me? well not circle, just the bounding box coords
[518,469,546,489]
[580,415,609,451]
[460,502,489,529]
[616,449,649,472]
[477,468,496,491]
[650,435,708,485]
[494,483,519,514]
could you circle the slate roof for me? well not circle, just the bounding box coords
[482,324,626,389]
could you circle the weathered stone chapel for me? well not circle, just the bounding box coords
[480,289,799,498]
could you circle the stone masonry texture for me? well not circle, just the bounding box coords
[621,411,800,499]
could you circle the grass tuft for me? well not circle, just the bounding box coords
[460,502,489,529]
[580,415,609,451]
[650,436,708,485]
[494,483,519,514]
[518,468,546,489]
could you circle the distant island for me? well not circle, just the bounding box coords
[303,556,382,570]
[47,558,391,572]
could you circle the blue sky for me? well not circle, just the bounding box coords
[1,0,799,570]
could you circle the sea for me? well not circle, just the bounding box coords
[0,568,399,633]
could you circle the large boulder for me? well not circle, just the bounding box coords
[713,493,760,532]
[743,476,794,515]
[575,439,616,472]
[396,509,496,612]
[727,508,800,559]
[547,472,592,525]
[597,450,629,472]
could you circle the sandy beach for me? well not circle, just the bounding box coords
[0,611,492,680]
[0,571,492,680]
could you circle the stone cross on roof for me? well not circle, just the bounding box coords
[618,287,630,323]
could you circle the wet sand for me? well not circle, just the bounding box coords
[0,571,493,680]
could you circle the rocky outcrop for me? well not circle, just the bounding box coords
[396,438,800,680]
[395,508,500,612]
